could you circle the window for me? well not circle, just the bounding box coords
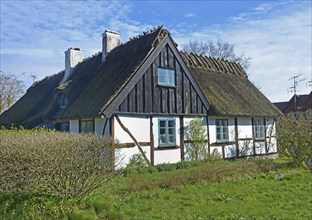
[158,68,175,86]
[80,119,94,133]
[60,96,67,109]
[216,119,229,142]
[158,118,176,147]
[254,119,265,139]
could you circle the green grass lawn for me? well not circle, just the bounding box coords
[1,159,311,220]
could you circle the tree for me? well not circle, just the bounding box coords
[182,38,252,70]
[185,118,209,161]
[0,71,24,114]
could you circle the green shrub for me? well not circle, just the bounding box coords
[276,116,312,169]
[0,128,115,198]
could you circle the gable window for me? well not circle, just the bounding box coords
[80,119,94,133]
[254,119,265,139]
[158,118,176,147]
[158,67,175,86]
[216,119,229,142]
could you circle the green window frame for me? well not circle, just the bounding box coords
[80,119,94,133]
[158,67,175,86]
[158,118,176,147]
[216,119,229,142]
[254,119,265,139]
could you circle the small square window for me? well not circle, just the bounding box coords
[158,68,175,86]
[80,119,94,133]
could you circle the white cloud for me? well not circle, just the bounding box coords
[184,13,195,18]
[172,2,312,102]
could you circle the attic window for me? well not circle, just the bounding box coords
[158,67,175,86]
[60,96,67,109]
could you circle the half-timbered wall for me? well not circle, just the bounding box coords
[116,44,208,116]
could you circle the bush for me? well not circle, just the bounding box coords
[0,128,115,198]
[276,116,312,169]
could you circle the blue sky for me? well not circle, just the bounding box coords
[0,0,311,102]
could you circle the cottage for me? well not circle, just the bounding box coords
[0,26,281,167]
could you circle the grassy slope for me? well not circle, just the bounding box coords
[1,159,311,220]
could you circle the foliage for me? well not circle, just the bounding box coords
[0,71,24,114]
[2,159,311,219]
[126,153,147,169]
[185,118,209,161]
[182,38,252,70]
[0,128,115,198]
[276,116,312,169]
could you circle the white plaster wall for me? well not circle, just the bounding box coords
[154,149,181,165]
[237,118,253,139]
[267,137,277,153]
[224,144,236,158]
[255,142,266,154]
[69,119,79,133]
[94,117,110,136]
[238,140,254,156]
[116,146,151,169]
[210,147,222,158]
[115,116,150,143]
[266,118,276,137]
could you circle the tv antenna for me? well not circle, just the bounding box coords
[30,74,37,82]
[287,74,305,110]
[287,74,305,95]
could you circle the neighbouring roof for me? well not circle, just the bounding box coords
[181,52,282,117]
[275,92,312,114]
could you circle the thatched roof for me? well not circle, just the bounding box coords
[0,27,282,128]
[60,26,166,119]
[0,72,64,128]
[181,52,281,117]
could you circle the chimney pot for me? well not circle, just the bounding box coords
[102,30,121,62]
[60,48,84,84]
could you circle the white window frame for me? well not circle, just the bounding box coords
[254,119,265,139]
[157,67,175,86]
[216,119,229,142]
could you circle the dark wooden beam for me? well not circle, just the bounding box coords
[115,115,151,166]
[150,116,154,165]
[234,117,239,157]
[206,116,210,156]
[251,118,256,156]
[110,116,115,170]
[179,116,185,161]
[116,142,150,148]
[264,118,268,154]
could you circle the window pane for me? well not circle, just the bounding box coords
[168,120,175,127]
[158,69,166,84]
[168,128,174,135]
[160,134,166,144]
[160,121,166,127]
[168,135,175,143]
[160,128,166,135]
[217,133,221,140]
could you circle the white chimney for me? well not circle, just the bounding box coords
[61,48,84,84]
[102,30,121,62]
